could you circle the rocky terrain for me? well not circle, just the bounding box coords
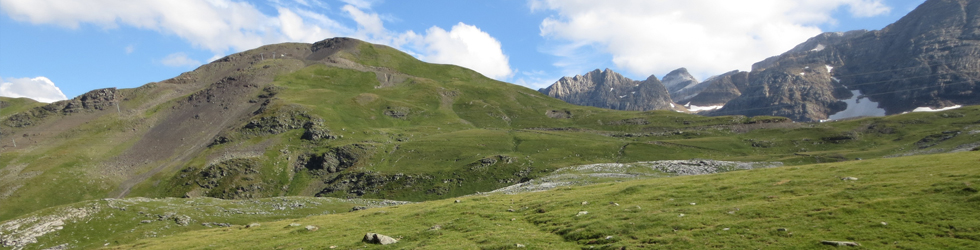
[487,160,782,194]
[538,68,676,111]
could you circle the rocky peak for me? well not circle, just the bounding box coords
[539,69,674,111]
[661,68,699,94]
[684,70,750,107]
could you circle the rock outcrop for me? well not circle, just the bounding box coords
[538,69,675,111]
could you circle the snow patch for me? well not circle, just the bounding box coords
[825,65,834,73]
[826,90,886,121]
[619,95,627,98]
[687,104,724,112]
[831,77,840,83]
[669,103,675,108]
[912,105,962,112]
[610,88,614,91]
[811,44,825,52]
[800,72,806,76]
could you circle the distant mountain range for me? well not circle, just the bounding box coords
[539,0,980,122]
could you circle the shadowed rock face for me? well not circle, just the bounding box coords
[538,69,675,111]
[662,68,708,103]
[710,0,980,121]
[684,70,750,107]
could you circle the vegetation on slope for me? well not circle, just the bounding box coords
[107,151,980,249]
[0,196,407,250]
[2,39,979,224]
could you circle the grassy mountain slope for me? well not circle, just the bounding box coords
[2,38,979,224]
[104,151,980,249]
[0,196,407,250]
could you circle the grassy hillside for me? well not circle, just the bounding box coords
[103,151,980,249]
[0,196,407,250]
[2,38,979,224]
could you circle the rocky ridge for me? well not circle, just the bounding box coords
[538,69,675,111]
[709,0,980,121]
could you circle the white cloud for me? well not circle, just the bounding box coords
[531,0,892,79]
[161,52,202,67]
[0,0,319,53]
[339,0,379,10]
[125,45,135,54]
[417,23,514,79]
[0,1,514,81]
[0,76,69,103]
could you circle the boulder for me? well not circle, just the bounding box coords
[363,233,398,245]
[821,240,860,246]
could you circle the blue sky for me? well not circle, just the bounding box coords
[1,0,925,102]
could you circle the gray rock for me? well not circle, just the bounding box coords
[821,240,860,246]
[41,243,69,250]
[662,68,702,100]
[539,68,675,111]
[682,70,750,107]
[363,233,398,245]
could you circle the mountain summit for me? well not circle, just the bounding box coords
[538,69,675,111]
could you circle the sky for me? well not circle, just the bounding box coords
[0,0,927,103]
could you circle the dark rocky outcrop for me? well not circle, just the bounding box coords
[538,69,675,111]
[2,88,117,128]
[178,158,268,199]
[300,144,376,174]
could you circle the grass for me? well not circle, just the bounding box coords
[2,39,979,224]
[1,196,408,250]
[103,151,980,249]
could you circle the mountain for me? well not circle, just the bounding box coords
[3,37,980,250]
[710,0,980,121]
[682,70,750,110]
[538,69,676,111]
[661,68,709,104]
[2,38,771,221]
[3,34,980,227]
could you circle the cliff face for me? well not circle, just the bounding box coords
[711,0,980,121]
[538,69,675,111]
[835,0,980,113]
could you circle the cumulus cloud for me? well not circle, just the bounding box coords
[531,0,892,79]
[0,0,514,80]
[161,53,202,67]
[0,76,69,103]
[417,23,514,79]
